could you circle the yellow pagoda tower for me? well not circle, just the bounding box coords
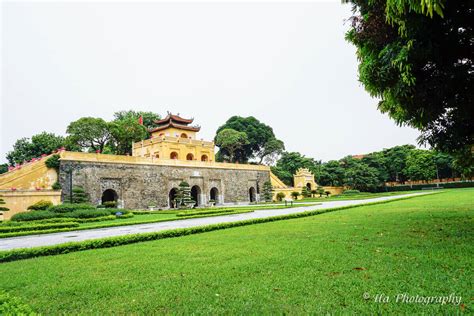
[132,113,216,162]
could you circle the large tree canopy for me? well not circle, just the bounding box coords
[6,132,66,166]
[66,117,112,153]
[345,0,473,166]
[214,116,284,163]
[215,129,249,162]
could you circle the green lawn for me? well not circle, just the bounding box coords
[298,190,422,202]
[0,189,472,314]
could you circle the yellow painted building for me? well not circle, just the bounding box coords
[132,114,215,162]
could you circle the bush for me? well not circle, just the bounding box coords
[342,189,361,195]
[62,209,112,219]
[71,186,89,203]
[49,203,95,213]
[52,182,61,190]
[27,200,53,211]
[276,192,286,202]
[0,197,9,213]
[0,222,79,233]
[11,211,57,222]
[45,154,60,169]
[103,201,117,208]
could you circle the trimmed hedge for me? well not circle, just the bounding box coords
[0,290,35,315]
[381,181,474,192]
[342,190,361,195]
[48,203,96,213]
[11,210,57,222]
[61,209,112,219]
[0,193,433,263]
[0,222,79,233]
[27,200,53,211]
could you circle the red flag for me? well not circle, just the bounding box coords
[138,116,143,125]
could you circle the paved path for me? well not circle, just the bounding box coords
[0,193,430,250]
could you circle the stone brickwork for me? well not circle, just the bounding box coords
[58,160,270,209]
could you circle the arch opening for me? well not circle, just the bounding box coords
[170,152,179,160]
[306,183,312,191]
[102,189,118,204]
[191,185,201,207]
[201,155,209,162]
[169,188,178,208]
[210,187,219,204]
[249,187,256,203]
[180,133,188,138]
[186,153,194,161]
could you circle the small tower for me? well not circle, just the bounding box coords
[293,168,318,191]
[132,113,215,162]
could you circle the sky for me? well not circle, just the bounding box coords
[0,0,421,164]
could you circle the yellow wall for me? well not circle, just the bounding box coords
[133,136,215,162]
[0,190,61,220]
[0,154,58,190]
[151,127,197,139]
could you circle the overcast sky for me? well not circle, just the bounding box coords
[1,1,421,164]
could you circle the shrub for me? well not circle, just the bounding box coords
[62,209,112,219]
[49,203,95,213]
[276,192,286,201]
[45,154,60,169]
[27,200,53,211]
[342,189,361,195]
[0,222,79,233]
[291,191,300,200]
[103,201,117,208]
[11,211,57,222]
[71,186,89,203]
[52,182,61,190]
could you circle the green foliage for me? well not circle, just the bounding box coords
[176,209,235,217]
[61,209,112,219]
[215,116,284,163]
[102,201,117,208]
[49,203,95,213]
[0,164,8,175]
[66,117,111,153]
[215,129,249,162]
[11,211,57,222]
[52,182,61,190]
[0,222,79,233]
[108,117,148,155]
[27,200,53,211]
[404,149,436,181]
[276,192,286,202]
[262,181,273,202]
[174,182,194,208]
[342,190,361,195]
[45,154,60,170]
[291,191,300,200]
[273,152,319,186]
[301,186,310,198]
[317,186,325,197]
[344,159,381,192]
[6,132,66,166]
[0,290,35,315]
[0,197,9,213]
[68,187,89,204]
[345,0,473,165]
[113,110,161,131]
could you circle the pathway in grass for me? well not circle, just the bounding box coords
[0,192,431,250]
[0,188,471,314]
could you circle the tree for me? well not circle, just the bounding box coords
[175,181,194,208]
[344,161,381,192]
[318,160,345,186]
[215,129,249,162]
[0,164,8,175]
[381,145,416,183]
[273,152,318,186]
[317,186,325,197]
[69,186,89,204]
[215,116,284,163]
[66,117,112,153]
[113,110,161,139]
[109,117,147,155]
[404,149,437,182]
[276,192,286,202]
[345,0,473,166]
[301,186,310,198]
[0,197,9,213]
[262,181,274,202]
[6,132,66,166]
[291,191,300,200]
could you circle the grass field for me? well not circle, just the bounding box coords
[298,190,421,202]
[0,189,472,314]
